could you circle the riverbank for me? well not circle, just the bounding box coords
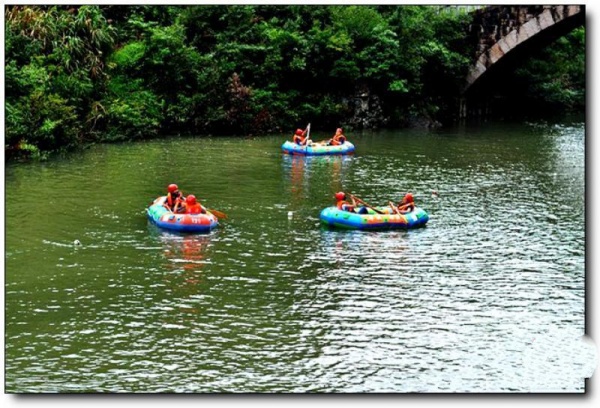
[5,5,584,161]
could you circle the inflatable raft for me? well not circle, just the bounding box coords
[282,140,355,156]
[147,196,218,233]
[320,206,429,230]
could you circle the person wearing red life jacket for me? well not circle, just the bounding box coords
[164,184,186,213]
[335,191,355,212]
[334,191,357,213]
[396,192,416,214]
[293,128,308,145]
[328,128,346,146]
[334,192,369,214]
[184,195,207,215]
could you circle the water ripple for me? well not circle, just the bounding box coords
[5,124,589,393]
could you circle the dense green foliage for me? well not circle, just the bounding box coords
[6,6,116,158]
[4,5,585,159]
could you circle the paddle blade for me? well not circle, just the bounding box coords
[209,209,227,219]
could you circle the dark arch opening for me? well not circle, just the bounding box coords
[465,10,585,98]
[460,11,585,121]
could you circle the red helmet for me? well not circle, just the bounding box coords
[335,192,346,201]
[295,129,304,136]
[336,128,343,133]
[403,193,414,203]
[186,194,197,205]
[168,184,179,193]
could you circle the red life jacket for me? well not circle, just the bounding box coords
[186,203,204,214]
[398,202,415,213]
[330,134,346,146]
[336,200,354,211]
[294,135,306,145]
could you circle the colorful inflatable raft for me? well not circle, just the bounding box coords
[282,140,355,156]
[320,206,429,230]
[147,196,218,233]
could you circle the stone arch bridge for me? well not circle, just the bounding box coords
[460,5,584,117]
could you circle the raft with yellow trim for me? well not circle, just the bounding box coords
[282,140,355,155]
[147,196,218,233]
[319,206,429,230]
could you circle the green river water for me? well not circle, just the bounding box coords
[4,119,592,392]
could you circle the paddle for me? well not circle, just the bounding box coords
[305,123,326,146]
[348,193,385,214]
[208,208,227,219]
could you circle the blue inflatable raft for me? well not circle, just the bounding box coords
[282,140,355,155]
[147,196,218,233]
[320,206,429,230]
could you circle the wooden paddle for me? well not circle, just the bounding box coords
[305,123,311,145]
[208,208,227,219]
[348,193,385,214]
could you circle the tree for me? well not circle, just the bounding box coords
[5,5,116,157]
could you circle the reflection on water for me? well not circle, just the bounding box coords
[151,227,214,302]
[282,154,354,210]
[4,121,593,393]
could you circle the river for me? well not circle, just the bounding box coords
[4,119,592,393]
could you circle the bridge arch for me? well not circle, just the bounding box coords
[463,5,584,96]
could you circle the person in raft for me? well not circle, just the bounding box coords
[293,127,308,145]
[328,128,346,146]
[335,192,368,214]
[395,192,416,214]
[164,183,186,213]
[183,195,207,214]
